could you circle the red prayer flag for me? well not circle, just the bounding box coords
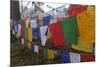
[67,5,87,16]
[49,21,65,47]
[21,24,26,48]
[81,54,95,62]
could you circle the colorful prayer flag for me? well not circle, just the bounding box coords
[28,27,33,49]
[24,27,28,47]
[48,49,54,59]
[40,25,48,46]
[61,51,70,63]
[32,28,38,39]
[61,16,78,45]
[34,45,39,53]
[81,54,95,62]
[43,15,51,25]
[49,21,65,47]
[68,5,87,16]
[76,6,95,44]
[44,48,48,59]
[70,52,80,63]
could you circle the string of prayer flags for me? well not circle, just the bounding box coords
[61,51,70,63]
[76,6,95,44]
[28,27,33,49]
[40,25,48,46]
[80,54,95,62]
[24,27,29,47]
[68,5,87,16]
[61,16,78,45]
[17,5,95,64]
[48,49,54,59]
[49,21,65,47]
[69,52,80,63]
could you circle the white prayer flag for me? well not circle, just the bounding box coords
[40,25,48,46]
[70,52,80,63]
[34,45,38,53]
[30,19,37,28]
[21,38,24,45]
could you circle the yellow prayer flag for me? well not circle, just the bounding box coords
[48,49,54,59]
[77,6,95,44]
[72,6,95,53]
[72,40,93,53]
[28,27,33,49]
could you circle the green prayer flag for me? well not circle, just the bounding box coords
[61,16,78,45]
[44,48,48,59]
[24,27,28,47]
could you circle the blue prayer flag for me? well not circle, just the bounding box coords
[32,28,38,39]
[61,52,70,63]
